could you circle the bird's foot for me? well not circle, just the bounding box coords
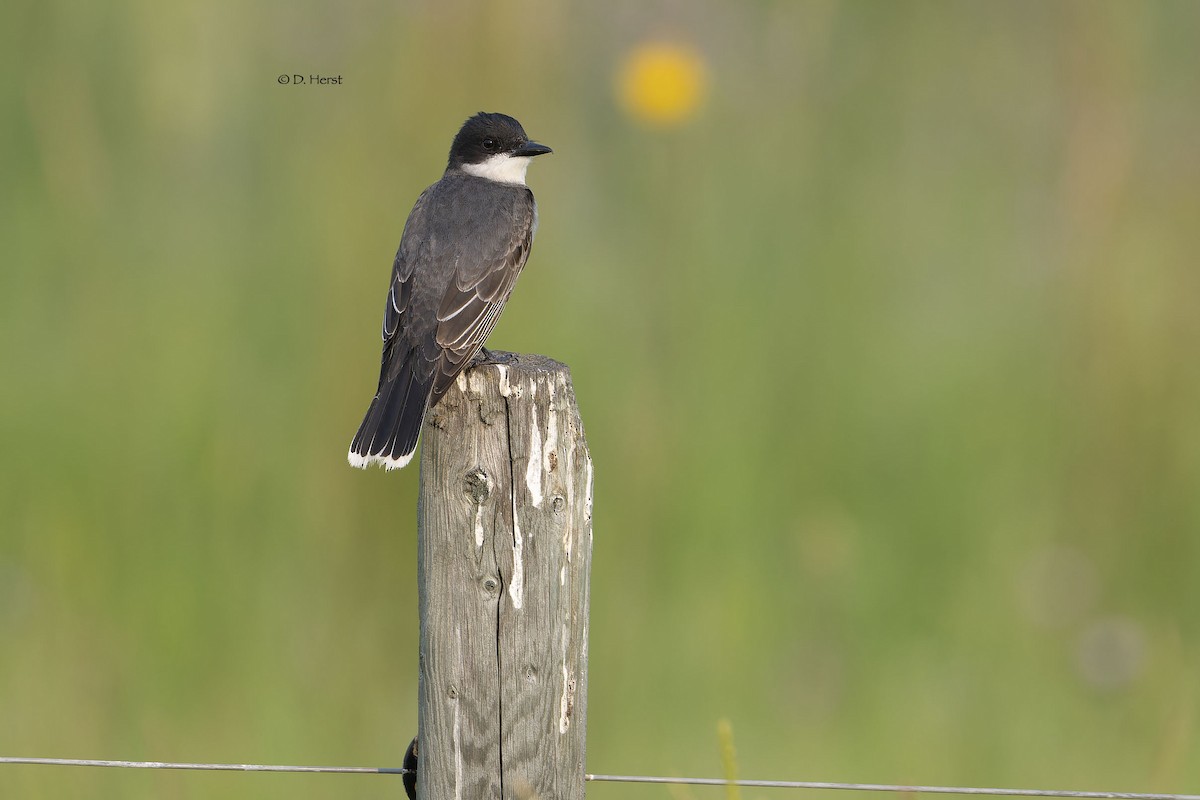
[473,347,518,365]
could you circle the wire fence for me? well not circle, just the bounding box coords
[2,756,1197,800]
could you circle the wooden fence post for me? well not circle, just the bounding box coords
[417,353,593,800]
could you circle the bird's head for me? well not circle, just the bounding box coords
[448,112,552,185]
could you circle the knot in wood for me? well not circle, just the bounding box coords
[463,467,492,503]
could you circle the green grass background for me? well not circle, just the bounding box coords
[2,1,1199,798]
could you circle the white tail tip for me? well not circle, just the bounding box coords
[347,448,414,471]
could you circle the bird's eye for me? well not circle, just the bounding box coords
[482,138,498,151]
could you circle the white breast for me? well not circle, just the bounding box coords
[461,153,533,186]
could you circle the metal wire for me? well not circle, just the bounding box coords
[3,756,1197,800]
[583,774,1200,800]
[0,757,405,775]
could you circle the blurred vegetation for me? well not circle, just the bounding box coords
[2,1,1199,798]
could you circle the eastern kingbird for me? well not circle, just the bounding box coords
[348,112,552,470]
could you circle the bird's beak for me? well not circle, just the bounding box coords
[513,140,552,157]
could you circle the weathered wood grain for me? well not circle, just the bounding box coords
[417,353,593,800]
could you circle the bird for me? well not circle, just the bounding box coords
[348,112,552,470]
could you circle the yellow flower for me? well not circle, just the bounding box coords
[616,41,709,127]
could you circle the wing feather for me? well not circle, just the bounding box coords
[429,194,536,402]
[382,186,433,341]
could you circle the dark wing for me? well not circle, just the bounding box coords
[347,188,436,467]
[381,188,429,344]
[382,263,413,341]
[428,194,536,404]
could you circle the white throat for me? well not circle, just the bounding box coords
[461,153,532,186]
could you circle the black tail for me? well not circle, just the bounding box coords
[347,350,433,470]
